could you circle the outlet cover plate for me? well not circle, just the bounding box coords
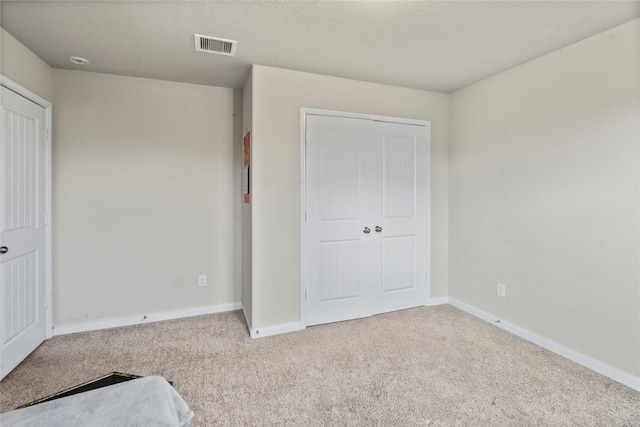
[497,282,506,298]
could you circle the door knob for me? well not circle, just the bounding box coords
[363,227,370,234]
[375,226,382,233]
[0,246,7,254]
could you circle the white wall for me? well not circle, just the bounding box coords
[251,65,449,328]
[0,27,52,102]
[450,19,640,377]
[241,69,253,327]
[52,69,239,325]
[232,89,243,304]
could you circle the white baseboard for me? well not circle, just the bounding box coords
[249,321,301,339]
[53,302,241,336]
[426,296,449,306]
[448,298,640,392]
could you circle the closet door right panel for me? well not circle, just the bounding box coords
[372,121,428,314]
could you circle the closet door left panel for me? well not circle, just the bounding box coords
[305,115,375,326]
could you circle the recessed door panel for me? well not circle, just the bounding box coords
[382,235,415,292]
[320,129,360,221]
[4,111,38,233]
[320,240,359,301]
[3,252,38,344]
[383,135,416,219]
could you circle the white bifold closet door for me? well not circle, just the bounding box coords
[0,86,48,380]
[305,114,428,327]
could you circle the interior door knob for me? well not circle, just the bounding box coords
[0,246,8,254]
[375,226,382,233]
[363,227,370,234]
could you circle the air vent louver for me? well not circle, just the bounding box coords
[194,34,237,56]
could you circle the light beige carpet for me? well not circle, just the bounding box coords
[1,305,638,426]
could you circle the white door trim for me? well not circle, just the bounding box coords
[300,108,431,330]
[1,75,53,339]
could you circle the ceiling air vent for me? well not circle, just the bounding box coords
[194,34,237,56]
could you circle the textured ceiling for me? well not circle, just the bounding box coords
[1,1,639,93]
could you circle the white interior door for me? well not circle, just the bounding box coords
[305,112,429,327]
[305,115,376,326]
[0,86,48,380]
[372,121,428,314]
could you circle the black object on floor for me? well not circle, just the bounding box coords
[16,372,145,409]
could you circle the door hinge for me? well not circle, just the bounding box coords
[45,298,50,309]
[305,289,308,300]
[425,274,428,283]
[45,129,51,142]
[44,213,50,224]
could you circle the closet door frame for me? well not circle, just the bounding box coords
[300,108,431,330]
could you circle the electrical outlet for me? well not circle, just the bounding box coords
[198,274,207,287]
[497,282,506,298]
